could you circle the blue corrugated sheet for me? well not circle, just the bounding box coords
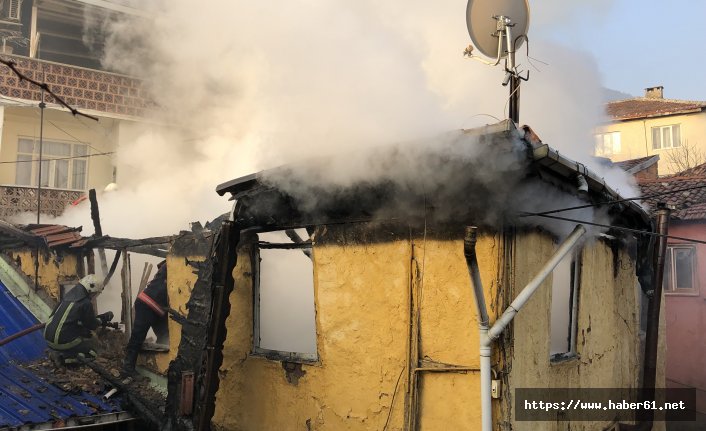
[0,282,46,364]
[0,362,117,427]
[0,280,121,427]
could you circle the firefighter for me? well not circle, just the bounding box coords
[43,274,114,365]
[122,260,168,375]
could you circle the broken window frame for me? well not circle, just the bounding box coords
[663,244,698,295]
[550,247,582,363]
[250,231,318,363]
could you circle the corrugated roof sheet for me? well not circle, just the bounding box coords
[606,97,706,121]
[0,362,115,428]
[0,280,120,428]
[0,283,45,364]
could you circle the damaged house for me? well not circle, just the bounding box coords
[0,215,220,429]
[162,120,667,431]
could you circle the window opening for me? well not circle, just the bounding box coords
[253,229,316,362]
[550,249,581,361]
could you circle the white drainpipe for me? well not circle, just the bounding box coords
[465,224,587,431]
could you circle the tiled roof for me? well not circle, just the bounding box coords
[638,175,706,220]
[671,164,706,178]
[615,155,659,173]
[25,224,88,248]
[0,223,88,249]
[606,98,706,121]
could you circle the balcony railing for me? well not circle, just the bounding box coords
[0,185,84,219]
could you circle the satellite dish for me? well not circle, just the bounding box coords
[466,0,530,59]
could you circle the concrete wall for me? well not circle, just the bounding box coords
[208,226,644,431]
[594,111,706,175]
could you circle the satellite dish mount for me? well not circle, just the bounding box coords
[465,0,530,124]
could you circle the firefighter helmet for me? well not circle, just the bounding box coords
[80,274,104,295]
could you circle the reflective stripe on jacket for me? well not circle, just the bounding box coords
[44,284,99,349]
[137,291,166,317]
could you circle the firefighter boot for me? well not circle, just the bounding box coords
[122,349,138,376]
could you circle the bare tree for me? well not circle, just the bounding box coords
[664,140,706,174]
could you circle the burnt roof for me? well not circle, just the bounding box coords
[0,222,88,250]
[606,97,706,121]
[217,120,650,233]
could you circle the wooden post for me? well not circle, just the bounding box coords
[88,189,109,276]
[132,262,152,324]
[120,249,133,338]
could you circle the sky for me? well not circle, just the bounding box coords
[539,0,706,101]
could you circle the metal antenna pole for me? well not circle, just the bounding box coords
[36,85,45,224]
[503,19,520,124]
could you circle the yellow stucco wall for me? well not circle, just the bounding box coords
[594,111,706,175]
[152,254,205,374]
[0,106,118,189]
[7,248,80,300]
[212,226,500,431]
[508,232,643,431]
[207,226,647,431]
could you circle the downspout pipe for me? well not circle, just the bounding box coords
[464,224,587,431]
[624,203,670,431]
[464,227,492,431]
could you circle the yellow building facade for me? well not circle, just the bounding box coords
[595,86,706,175]
[200,226,649,431]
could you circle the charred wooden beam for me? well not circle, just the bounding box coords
[89,189,109,275]
[257,241,311,249]
[80,235,176,251]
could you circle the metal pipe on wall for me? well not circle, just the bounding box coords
[464,224,587,431]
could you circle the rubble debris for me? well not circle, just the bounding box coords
[20,326,166,423]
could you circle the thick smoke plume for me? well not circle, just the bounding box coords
[48,0,636,354]
[69,0,634,242]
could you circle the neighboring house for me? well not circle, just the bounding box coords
[622,158,706,422]
[596,86,706,176]
[0,0,149,219]
[161,121,662,431]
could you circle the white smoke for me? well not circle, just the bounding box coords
[3,0,638,244]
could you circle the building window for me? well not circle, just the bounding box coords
[14,138,89,190]
[652,124,681,150]
[663,245,697,293]
[594,131,621,157]
[550,249,581,361]
[252,229,317,362]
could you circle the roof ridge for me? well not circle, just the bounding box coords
[639,175,706,184]
[607,97,706,105]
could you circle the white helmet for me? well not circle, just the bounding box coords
[80,274,104,295]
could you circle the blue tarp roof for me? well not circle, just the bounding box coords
[0,279,120,427]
